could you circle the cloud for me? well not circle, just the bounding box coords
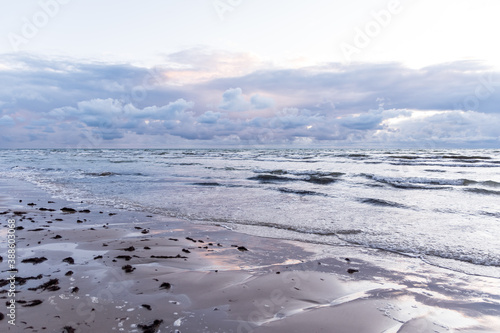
[250,94,274,109]
[1,52,500,148]
[0,115,15,126]
[219,88,250,111]
[206,60,500,115]
[378,110,500,145]
[339,108,411,130]
[218,87,275,112]
[46,98,196,140]
[197,111,221,124]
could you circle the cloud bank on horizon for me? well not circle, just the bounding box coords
[1,0,500,148]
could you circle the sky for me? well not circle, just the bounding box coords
[1,0,500,148]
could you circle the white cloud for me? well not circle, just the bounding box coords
[219,88,251,111]
[378,110,500,144]
[197,111,221,124]
[250,94,274,109]
[0,115,15,126]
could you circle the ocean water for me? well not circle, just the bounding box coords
[1,149,499,277]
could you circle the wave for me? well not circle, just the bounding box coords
[249,173,340,185]
[253,169,344,177]
[84,172,119,177]
[251,169,343,185]
[304,176,338,184]
[390,155,419,160]
[388,154,492,161]
[441,155,491,160]
[480,211,500,218]
[388,162,499,168]
[363,174,500,189]
[83,171,145,177]
[211,218,500,268]
[192,182,222,187]
[277,188,326,196]
[340,153,368,159]
[465,188,500,195]
[358,198,408,209]
[248,174,297,183]
[424,169,447,173]
[110,160,136,163]
[362,174,456,189]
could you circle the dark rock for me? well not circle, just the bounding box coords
[237,246,249,252]
[122,246,135,252]
[160,282,171,290]
[138,319,163,333]
[141,304,152,311]
[60,207,77,213]
[21,257,47,265]
[62,257,75,264]
[15,274,43,286]
[347,268,359,274]
[65,271,73,276]
[28,279,60,292]
[116,255,132,261]
[22,299,43,307]
[93,255,103,260]
[150,254,187,259]
[79,209,91,213]
[182,249,190,253]
[71,287,79,294]
[122,265,135,273]
[141,229,150,234]
[63,326,76,333]
[52,235,62,239]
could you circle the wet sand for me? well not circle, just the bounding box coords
[1,178,500,332]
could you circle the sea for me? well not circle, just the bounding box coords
[1,149,499,277]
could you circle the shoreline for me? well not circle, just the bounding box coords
[1,178,499,332]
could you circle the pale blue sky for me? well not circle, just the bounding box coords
[1,0,500,148]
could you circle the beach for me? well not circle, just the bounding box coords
[1,177,499,333]
[2,0,500,331]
